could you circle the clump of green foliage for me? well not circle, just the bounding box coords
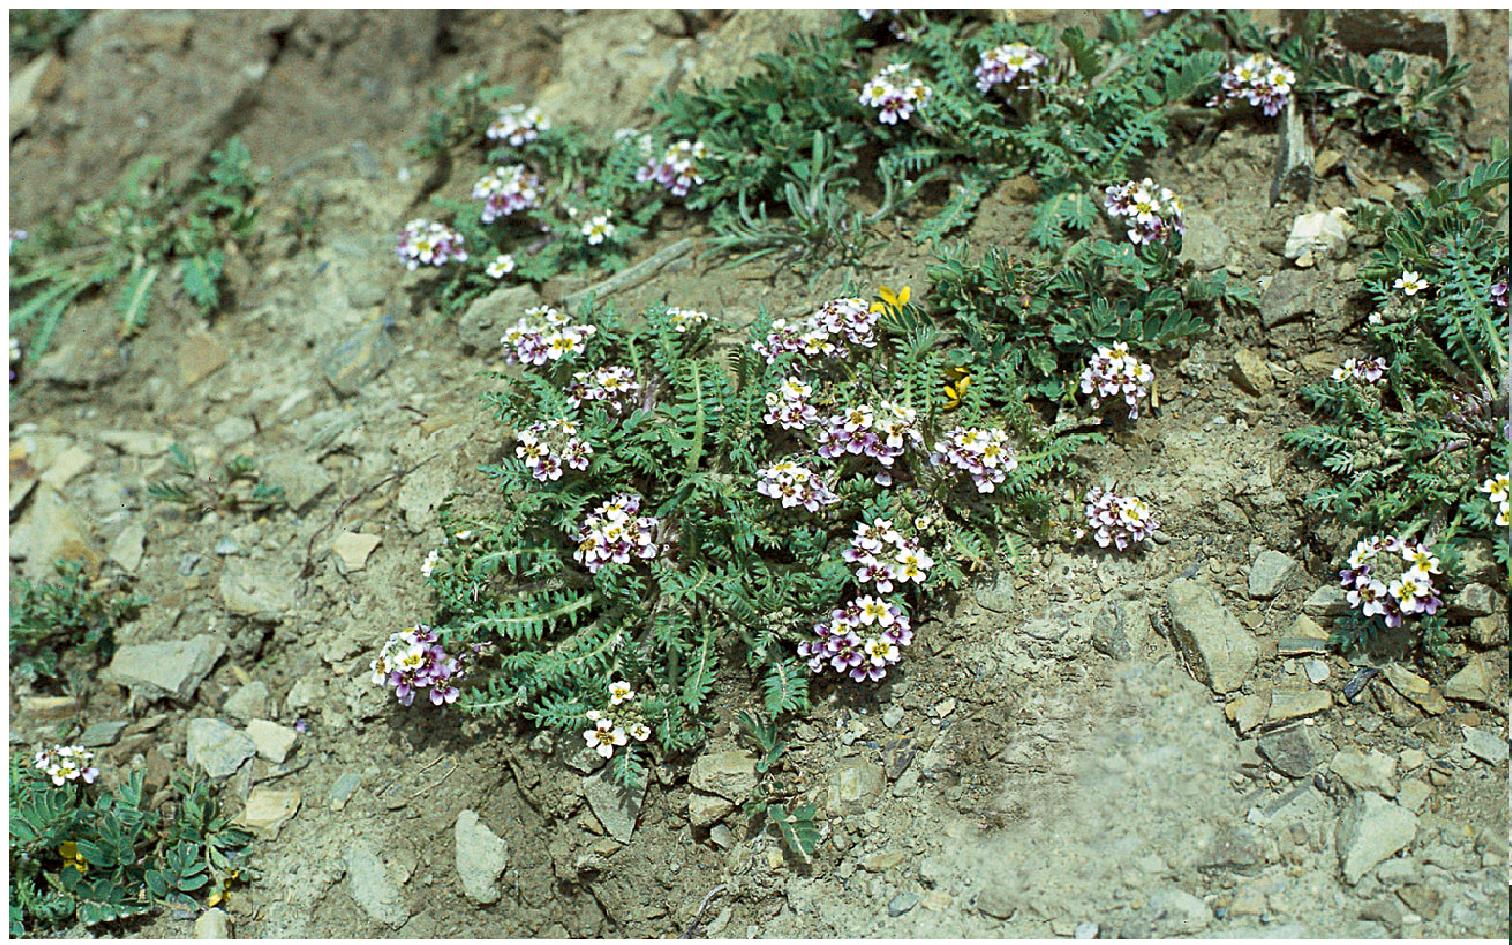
[420,288,1090,787]
[1286,150,1510,652]
[929,227,1251,400]
[9,560,147,691]
[655,10,1233,270]
[407,76,668,319]
[9,137,260,364]
[146,443,285,515]
[9,763,251,935]
[1222,10,1470,160]
[9,9,86,60]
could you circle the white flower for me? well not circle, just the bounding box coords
[628,722,651,742]
[421,549,440,578]
[584,722,628,758]
[582,214,616,245]
[608,680,635,705]
[1393,269,1429,296]
[485,254,516,279]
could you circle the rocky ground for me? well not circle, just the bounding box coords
[8,9,1509,939]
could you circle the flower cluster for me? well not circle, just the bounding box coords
[573,493,660,573]
[501,305,596,366]
[816,401,922,480]
[1338,536,1444,628]
[754,297,880,363]
[581,212,616,245]
[665,307,709,333]
[1103,178,1185,246]
[1481,473,1510,527]
[33,745,99,786]
[797,596,915,682]
[1083,486,1159,551]
[1492,276,1508,309]
[486,254,516,279]
[516,418,593,482]
[756,460,840,511]
[1213,53,1296,117]
[858,63,933,125]
[566,366,641,412]
[1079,342,1156,419]
[371,625,476,707]
[1393,269,1429,296]
[396,218,468,270]
[487,104,550,147]
[582,680,653,758]
[472,164,542,224]
[975,43,1047,93]
[929,426,1019,493]
[763,376,820,431]
[638,139,710,198]
[843,519,933,591]
[1331,356,1387,384]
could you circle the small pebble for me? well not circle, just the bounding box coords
[888,893,919,917]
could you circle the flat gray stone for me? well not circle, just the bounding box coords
[1336,792,1417,884]
[1258,728,1317,778]
[1462,726,1508,765]
[454,809,510,904]
[343,841,410,929]
[689,750,757,801]
[186,718,256,779]
[78,721,128,747]
[219,562,296,619]
[583,769,645,844]
[260,451,333,513]
[321,317,396,398]
[1329,748,1398,795]
[106,635,227,703]
[1166,580,1259,693]
[245,719,298,764]
[1260,268,1320,329]
[1248,550,1301,599]
[222,681,270,722]
[828,757,886,809]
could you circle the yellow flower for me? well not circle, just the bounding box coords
[871,284,911,316]
[943,367,971,411]
[59,841,88,873]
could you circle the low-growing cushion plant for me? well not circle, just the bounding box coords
[9,560,148,692]
[376,288,1094,787]
[8,760,251,936]
[1286,149,1510,655]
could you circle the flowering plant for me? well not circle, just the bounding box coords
[1338,536,1443,630]
[500,305,596,366]
[1103,179,1185,247]
[1082,486,1159,551]
[395,218,468,270]
[1288,156,1509,653]
[370,625,480,706]
[402,290,1085,785]
[1211,53,1295,116]
[1079,342,1155,420]
[975,43,1047,94]
[472,164,542,224]
[33,745,99,786]
[486,104,550,147]
[858,63,933,126]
